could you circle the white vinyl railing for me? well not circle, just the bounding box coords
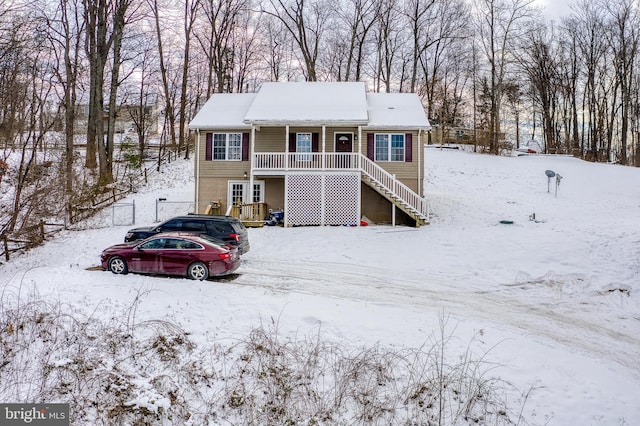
[253,152,359,170]
[252,152,429,220]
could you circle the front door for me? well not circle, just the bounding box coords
[335,133,353,168]
[335,133,353,153]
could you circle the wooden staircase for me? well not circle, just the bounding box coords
[359,155,430,227]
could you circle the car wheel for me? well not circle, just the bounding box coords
[187,261,209,281]
[108,256,128,275]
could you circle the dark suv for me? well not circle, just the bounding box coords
[124,215,250,255]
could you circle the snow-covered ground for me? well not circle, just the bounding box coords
[1,148,639,425]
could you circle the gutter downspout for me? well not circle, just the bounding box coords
[418,129,422,197]
[321,125,326,226]
[250,125,255,203]
[195,129,200,213]
[284,125,289,226]
[357,126,362,225]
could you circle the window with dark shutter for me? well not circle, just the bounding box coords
[312,133,319,152]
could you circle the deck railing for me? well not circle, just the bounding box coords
[253,152,359,171]
[252,152,429,221]
[230,202,268,221]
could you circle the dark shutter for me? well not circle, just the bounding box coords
[405,133,413,162]
[205,133,212,161]
[242,132,249,161]
[367,133,374,160]
[289,133,296,152]
[312,132,319,152]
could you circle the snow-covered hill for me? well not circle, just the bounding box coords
[1,149,639,424]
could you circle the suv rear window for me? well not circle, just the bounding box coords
[207,222,233,233]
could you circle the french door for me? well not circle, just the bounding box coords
[228,180,264,206]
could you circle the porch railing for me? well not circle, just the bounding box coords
[253,152,358,171]
[230,202,268,221]
[252,152,429,222]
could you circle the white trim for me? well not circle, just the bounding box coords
[210,132,242,161]
[374,133,406,162]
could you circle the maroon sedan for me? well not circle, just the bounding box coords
[101,233,240,280]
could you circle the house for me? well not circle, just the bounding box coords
[71,95,160,135]
[188,82,431,227]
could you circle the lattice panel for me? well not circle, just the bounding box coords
[286,175,323,226]
[285,173,360,226]
[324,174,360,225]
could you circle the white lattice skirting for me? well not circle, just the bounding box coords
[285,173,361,226]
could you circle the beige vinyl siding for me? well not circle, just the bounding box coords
[364,129,421,193]
[196,177,231,214]
[253,127,286,152]
[254,126,361,153]
[198,129,249,179]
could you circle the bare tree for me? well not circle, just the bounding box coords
[263,0,330,81]
[473,0,536,154]
[417,0,470,119]
[1,14,59,235]
[196,0,249,94]
[45,0,86,221]
[148,0,178,152]
[374,0,403,92]
[259,13,296,82]
[518,25,562,153]
[333,0,380,82]
[602,0,640,165]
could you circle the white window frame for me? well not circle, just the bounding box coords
[374,133,405,162]
[212,132,242,161]
[227,180,265,205]
[296,132,312,161]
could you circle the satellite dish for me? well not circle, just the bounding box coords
[545,170,556,177]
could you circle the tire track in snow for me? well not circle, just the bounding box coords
[234,258,640,373]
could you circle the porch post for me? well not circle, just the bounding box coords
[285,125,290,170]
[322,125,326,170]
[357,126,362,169]
[392,174,397,226]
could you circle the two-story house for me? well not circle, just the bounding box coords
[188,82,431,227]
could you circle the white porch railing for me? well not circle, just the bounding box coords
[253,152,358,170]
[252,152,429,222]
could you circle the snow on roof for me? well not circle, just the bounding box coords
[188,93,255,130]
[365,93,431,130]
[189,83,431,130]
[243,82,369,125]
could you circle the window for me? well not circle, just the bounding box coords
[375,133,405,162]
[139,238,166,249]
[296,133,312,161]
[212,133,241,160]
